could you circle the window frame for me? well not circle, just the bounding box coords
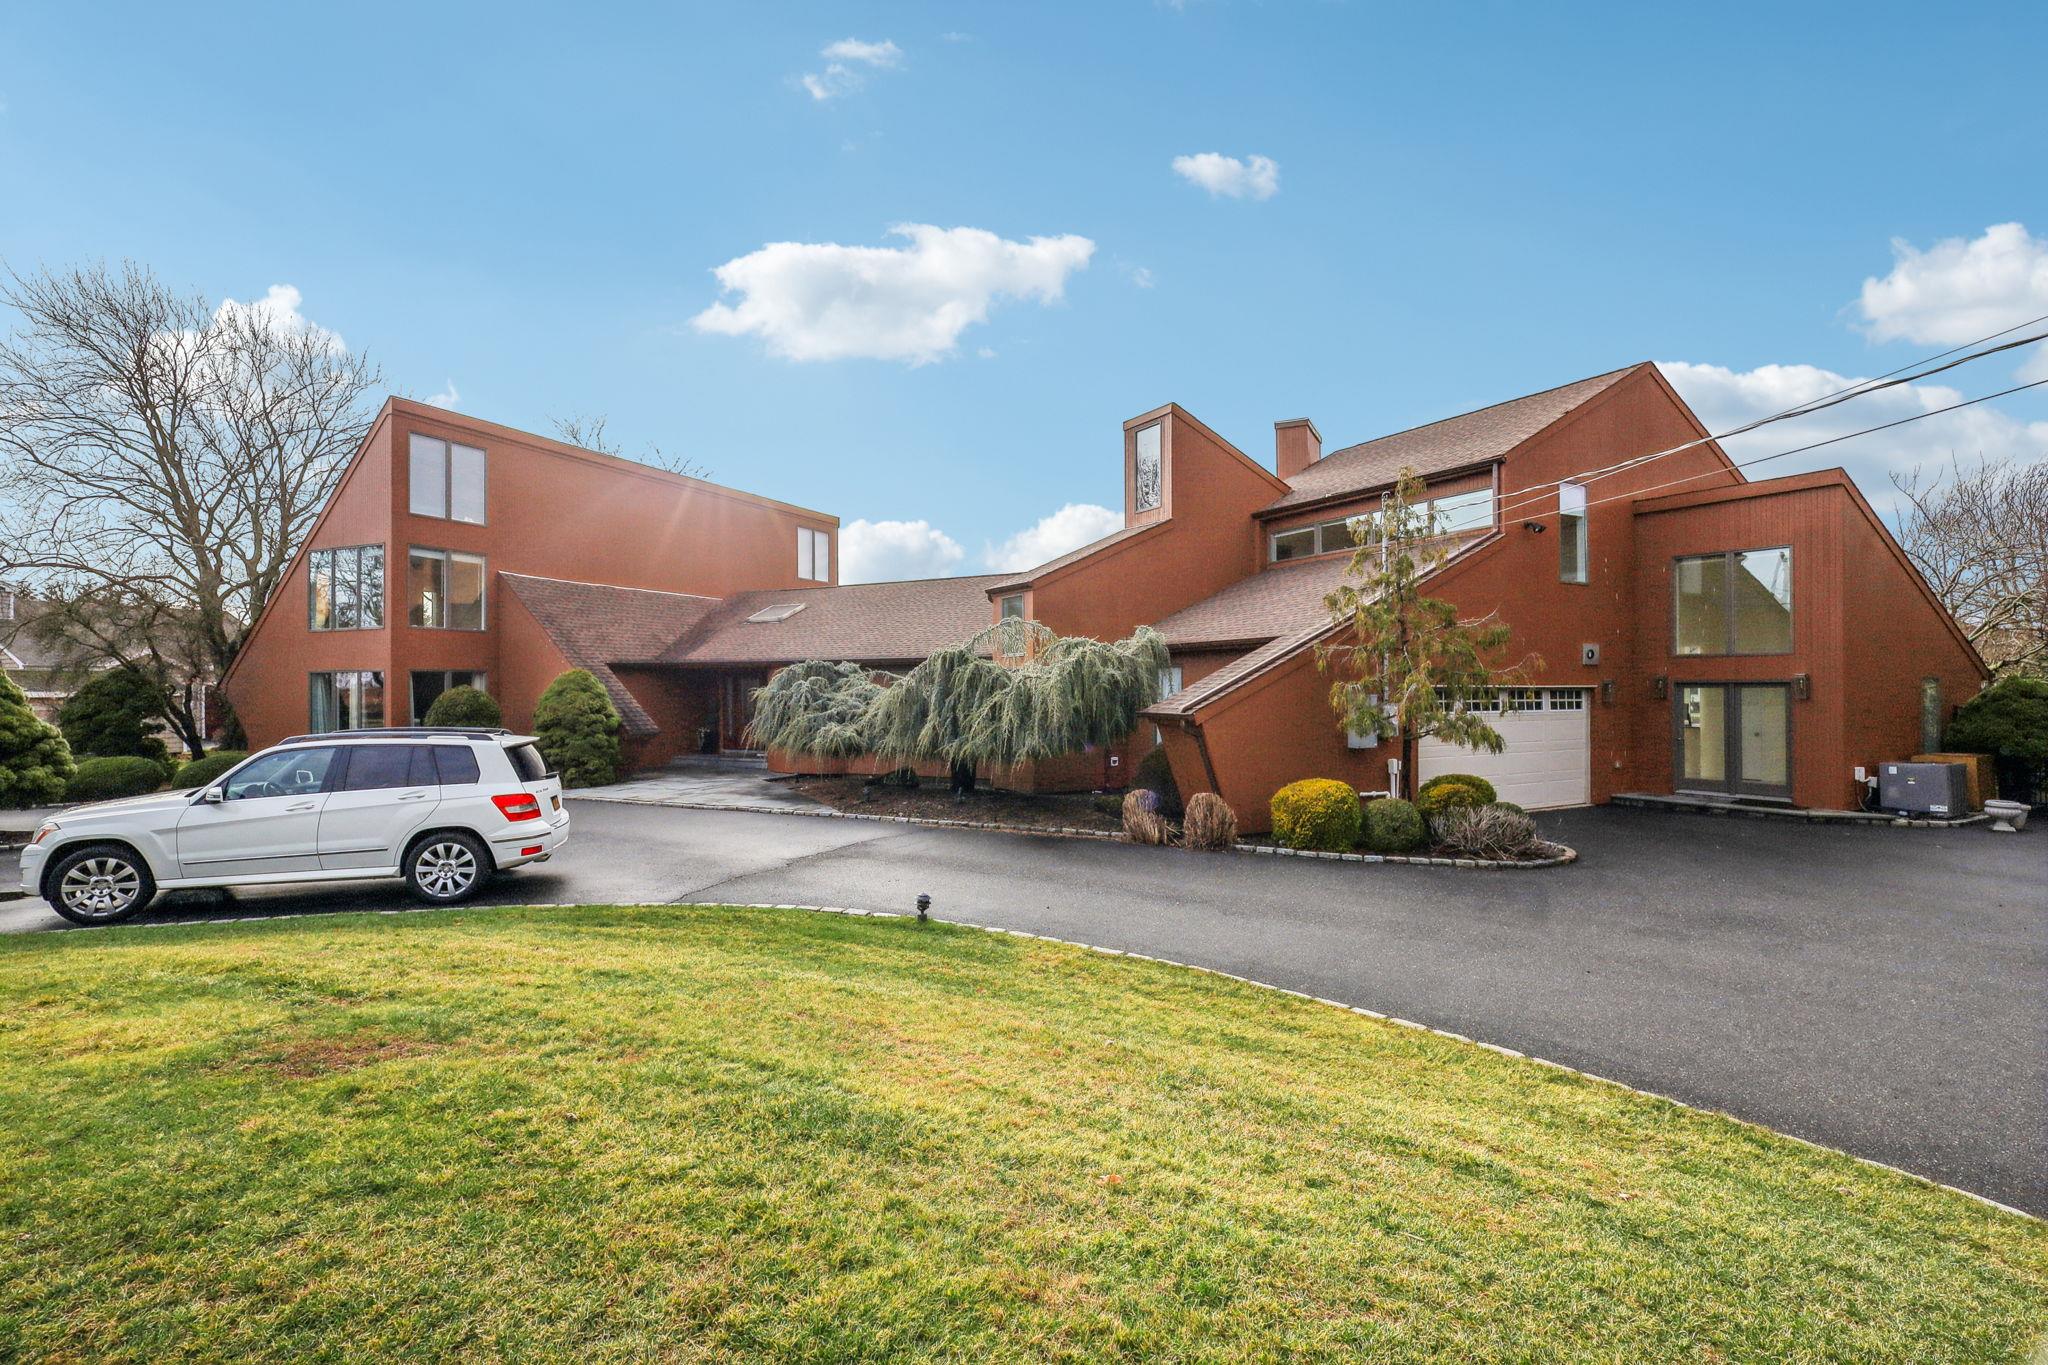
[407,547,488,631]
[308,543,386,631]
[407,432,488,526]
[1671,546,1794,657]
[1558,483,1588,585]
[796,526,831,583]
[308,670,386,733]
[998,594,1026,621]
[1133,423,1163,513]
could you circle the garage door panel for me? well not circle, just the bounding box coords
[1416,692,1590,810]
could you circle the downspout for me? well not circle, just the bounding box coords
[1182,717,1222,796]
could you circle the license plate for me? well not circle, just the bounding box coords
[551,795,561,811]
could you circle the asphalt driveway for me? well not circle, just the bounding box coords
[3,803,2042,1216]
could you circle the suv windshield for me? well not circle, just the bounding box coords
[506,743,551,782]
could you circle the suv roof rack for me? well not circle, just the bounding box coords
[276,727,514,745]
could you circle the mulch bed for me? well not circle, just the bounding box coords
[784,775,1124,834]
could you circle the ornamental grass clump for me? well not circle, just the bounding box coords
[1121,787,1173,845]
[1431,802,1541,860]
[1179,791,1238,850]
[1270,778,1362,852]
[1362,796,1426,853]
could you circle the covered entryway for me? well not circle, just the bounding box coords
[1417,688,1591,809]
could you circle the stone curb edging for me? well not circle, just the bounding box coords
[569,793,1577,869]
[1610,794,1991,830]
[78,896,2034,1223]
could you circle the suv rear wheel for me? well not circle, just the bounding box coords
[47,843,157,926]
[405,831,491,904]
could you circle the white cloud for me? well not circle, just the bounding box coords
[1858,223,2048,348]
[983,503,1124,572]
[1659,360,2048,511]
[801,37,903,100]
[211,284,343,350]
[691,224,1095,364]
[1126,264,1155,289]
[839,517,965,583]
[1171,152,1280,201]
[424,380,461,408]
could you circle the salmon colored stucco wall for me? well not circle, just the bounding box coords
[224,399,835,750]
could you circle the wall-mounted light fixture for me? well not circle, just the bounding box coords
[1522,521,1547,534]
[1600,679,1615,706]
[1794,673,1811,701]
[1652,675,1668,700]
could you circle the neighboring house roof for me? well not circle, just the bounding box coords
[499,574,721,735]
[984,524,1157,594]
[1153,554,1358,649]
[656,574,1014,667]
[1260,364,1641,514]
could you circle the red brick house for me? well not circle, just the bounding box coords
[224,369,1987,827]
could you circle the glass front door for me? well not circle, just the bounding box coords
[1675,684,1792,799]
[721,673,767,753]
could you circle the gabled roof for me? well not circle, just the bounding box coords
[499,574,721,735]
[657,574,1012,667]
[1153,554,1359,650]
[1261,364,1642,514]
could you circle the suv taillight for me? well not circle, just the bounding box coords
[492,793,542,822]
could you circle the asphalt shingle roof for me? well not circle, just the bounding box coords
[1262,365,1641,514]
[499,574,721,735]
[1152,554,1358,649]
[658,574,1013,667]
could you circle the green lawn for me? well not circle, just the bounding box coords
[0,907,2042,1363]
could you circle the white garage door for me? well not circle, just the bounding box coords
[1416,688,1590,810]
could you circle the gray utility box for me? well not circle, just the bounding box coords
[1879,762,1969,817]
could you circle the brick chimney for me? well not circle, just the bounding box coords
[1274,418,1321,480]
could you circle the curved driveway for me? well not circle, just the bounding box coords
[4,802,2042,1216]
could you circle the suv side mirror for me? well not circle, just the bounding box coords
[201,786,225,804]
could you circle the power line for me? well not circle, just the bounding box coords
[1549,376,2048,521]
[1482,321,2048,525]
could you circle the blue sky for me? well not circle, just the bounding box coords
[4,1,2045,581]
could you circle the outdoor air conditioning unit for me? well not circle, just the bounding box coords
[1878,762,1968,818]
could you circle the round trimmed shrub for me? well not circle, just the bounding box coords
[64,755,168,804]
[534,669,623,788]
[1270,778,1362,852]
[1416,772,1498,807]
[1363,797,1426,853]
[171,750,248,790]
[423,684,503,728]
[0,674,73,808]
[1416,779,1488,819]
[1131,745,1183,819]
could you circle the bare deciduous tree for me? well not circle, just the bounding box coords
[1891,456,2048,678]
[549,412,711,481]
[0,262,381,754]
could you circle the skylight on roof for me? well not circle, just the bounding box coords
[746,603,809,624]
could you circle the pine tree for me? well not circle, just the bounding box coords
[0,673,76,808]
[56,667,172,764]
[1321,469,1539,795]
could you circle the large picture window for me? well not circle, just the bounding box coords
[309,671,385,732]
[408,548,487,630]
[1675,548,1792,655]
[797,527,831,582]
[409,433,487,524]
[307,544,385,630]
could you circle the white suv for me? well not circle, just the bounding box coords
[22,728,570,926]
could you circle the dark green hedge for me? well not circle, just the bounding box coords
[64,755,168,804]
[171,751,249,790]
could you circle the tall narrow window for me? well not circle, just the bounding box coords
[1134,424,1162,512]
[1920,677,1943,753]
[308,544,386,631]
[408,434,487,524]
[1559,483,1588,583]
[797,527,830,582]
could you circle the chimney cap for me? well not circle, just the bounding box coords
[1274,417,1322,440]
